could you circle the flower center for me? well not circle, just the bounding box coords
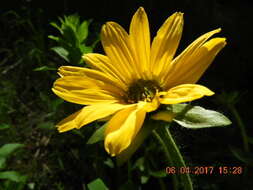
[125,79,162,103]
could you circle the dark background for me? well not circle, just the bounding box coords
[1,0,253,190]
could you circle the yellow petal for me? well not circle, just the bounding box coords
[150,12,184,77]
[101,22,139,81]
[58,66,127,93]
[104,103,146,156]
[57,103,130,133]
[57,109,82,132]
[162,29,226,89]
[159,84,214,104]
[83,53,128,86]
[52,76,119,105]
[151,110,175,122]
[129,7,151,79]
[75,103,131,129]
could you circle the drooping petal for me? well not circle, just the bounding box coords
[57,103,130,132]
[101,22,140,81]
[151,110,175,122]
[57,109,82,132]
[159,84,214,104]
[150,12,184,77]
[162,29,226,89]
[75,103,131,129]
[129,7,151,79]
[52,76,119,105]
[104,103,147,156]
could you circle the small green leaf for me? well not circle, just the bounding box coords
[51,46,69,62]
[50,22,63,34]
[77,20,89,42]
[87,178,108,190]
[0,144,24,157]
[173,105,231,129]
[149,170,167,178]
[80,45,93,54]
[0,123,10,130]
[0,171,27,182]
[141,175,149,184]
[33,66,56,71]
[229,146,253,166]
[48,35,60,42]
[0,157,6,169]
[103,158,114,168]
[87,124,106,144]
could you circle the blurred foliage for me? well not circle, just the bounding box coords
[48,14,99,65]
[0,2,252,190]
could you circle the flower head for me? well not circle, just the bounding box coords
[52,7,226,156]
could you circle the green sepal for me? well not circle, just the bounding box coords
[167,104,231,129]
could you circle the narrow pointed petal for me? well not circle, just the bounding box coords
[83,53,128,85]
[129,7,151,78]
[150,12,184,76]
[162,29,225,89]
[101,22,139,81]
[104,103,146,156]
[52,76,119,105]
[159,84,214,104]
[57,109,82,132]
[57,103,130,132]
[75,103,131,128]
[58,66,127,92]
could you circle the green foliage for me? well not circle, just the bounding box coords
[170,104,232,129]
[49,14,98,65]
[0,143,27,189]
[87,178,108,190]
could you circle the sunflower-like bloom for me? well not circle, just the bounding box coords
[52,7,226,156]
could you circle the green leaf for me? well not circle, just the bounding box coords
[87,178,108,190]
[141,175,149,184]
[103,158,114,168]
[80,45,93,54]
[50,22,63,34]
[77,20,89,42]
[173,105,232,129]
[149,170,167,178]
[0,171,27,182]
[48,35,60,42]
[0,157,6,169]
[229,146,253,166]
[0,144,24,158]
[87,123,106,144]
[33,66,56,71]
[51,46,69,62]
[0,123,10,130]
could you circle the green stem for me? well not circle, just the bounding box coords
[152,131,179,190]
[155,125,193,190]
[229,105,249,152]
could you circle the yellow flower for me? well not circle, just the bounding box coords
[52,7,226,156]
